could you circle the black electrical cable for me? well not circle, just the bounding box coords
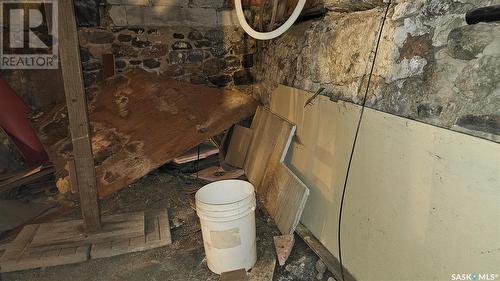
[337,3,391,281]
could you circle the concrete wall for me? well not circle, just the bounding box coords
[254,0,500,143]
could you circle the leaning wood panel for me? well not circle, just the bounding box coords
[244,106,295,194]
[225,125,253,168]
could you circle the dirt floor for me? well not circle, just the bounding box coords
[0,167,335,281]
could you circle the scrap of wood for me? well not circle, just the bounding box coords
[194,166,244,182]
[172,143,219,165]
[35,69,258,198]
[225,125,253,168]
[91,209,171,259]
[0,210,171,272]
[248,250,275,281]
[0,225,90,273]
[273,234,295,266]
[30,212,145,250]
[220,268,248,281]
[0,165,55,194]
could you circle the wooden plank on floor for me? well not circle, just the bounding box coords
[220,268,248,281]
[29,212,144,250]
[90,209,171,259]
[248,249,275,281]
[295,223,348,281]
[225,125,253,168]
[0,225,90,273]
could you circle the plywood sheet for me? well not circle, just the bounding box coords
[270,85,361,256]
[35,69,257,198]
[340,108,500,281]
[244,106,296,195]
[225,125,253,168]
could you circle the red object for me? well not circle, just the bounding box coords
[0,77,49,167]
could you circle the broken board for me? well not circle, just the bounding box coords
[225,125,253,168]
[0,210,171,272]
[34,69,258,198]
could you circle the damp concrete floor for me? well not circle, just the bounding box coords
[0,170,335,281]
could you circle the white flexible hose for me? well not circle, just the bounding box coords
[235,0,307,40]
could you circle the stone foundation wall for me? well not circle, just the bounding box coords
[254,0,500,143]
[79,26,256,89]
[80,0,256,90]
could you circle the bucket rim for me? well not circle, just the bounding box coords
[195,180,255,205]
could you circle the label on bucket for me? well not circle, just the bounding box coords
[210,228,241,249]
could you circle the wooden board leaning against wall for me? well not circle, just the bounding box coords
[270,85,500,281]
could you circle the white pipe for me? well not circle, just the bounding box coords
[235,0,307,40]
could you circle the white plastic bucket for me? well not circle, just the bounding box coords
[195,180,257,274]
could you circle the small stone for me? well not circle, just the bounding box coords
[315,259,326,274]
[417,103,442,118]
[456,114,500,135]
[204,29,224,43]
[173,33,185,39]
[83,72,96,87]
[209,74,232,87]
[112,43,138,58]
[210,45,228,57]
[188,29,203,40]
[316,272,324,280]
[233,69,254,85]
[242,54,253,68]
[115,60,126,69]
[82,61,102,71]
[140,43,168,58]
[163,65,184,77]
[194,39,212,48]
[223,56,241,71]
[190,74,208,84]
[169,51,188,64]
[172,41,192,50]
[117,34,132,42]
[143,59,161,69]
[447,25,497,60]
[131,37,151,48]
[75,0,99,27]
[127,28,145,34]
[80,48,91,63]
[202,58,223,76]
[186,49,205,63]
[87,30,114,44]
[327,278,335,281]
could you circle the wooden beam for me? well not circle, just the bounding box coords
[58,0,101,232]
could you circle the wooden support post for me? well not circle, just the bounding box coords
[58,0,101,232]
